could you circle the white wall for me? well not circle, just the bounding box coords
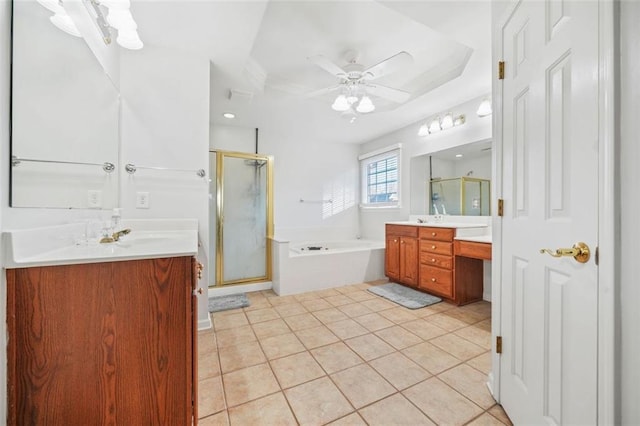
[359,94,492,240]
[619,2,639,423]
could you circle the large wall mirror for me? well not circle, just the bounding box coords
[11,0,119,209]
[410,139,492,216]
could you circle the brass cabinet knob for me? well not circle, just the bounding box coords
[431,232,436,236]
[431,258,436,263]
[393,239,398,243]
[401,240,405,244]
[431,245,436,249]
[431,278,436,282]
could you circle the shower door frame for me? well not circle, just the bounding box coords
[212,150,274,287]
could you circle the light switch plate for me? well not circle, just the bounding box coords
[136,192,150,209]
[87,190,102,208]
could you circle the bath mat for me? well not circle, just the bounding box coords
[368,283,441,309]
[208,293,250,313]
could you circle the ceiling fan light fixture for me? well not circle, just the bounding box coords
[441,113,454,130]
[356,96,375,113]
[454,114,466,127]
[331,95,350,112]
[477,99,492,117]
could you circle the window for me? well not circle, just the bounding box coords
[359,145,401,208]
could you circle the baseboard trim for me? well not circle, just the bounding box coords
[197,316,212,331]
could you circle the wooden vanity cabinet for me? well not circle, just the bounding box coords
[418,227,455,298]
[7,256,198,426]
[385,225,418,286]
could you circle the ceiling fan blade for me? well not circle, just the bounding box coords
[308,55,347,78]
[304,84,341,98]
[366,84,411,103]
[362,51,413,80]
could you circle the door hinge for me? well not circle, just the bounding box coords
[497,199,504,216]
[496,336,503,354]
[595,246,599,265]
[498,61,505,79]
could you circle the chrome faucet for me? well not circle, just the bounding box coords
[99,228,132,244]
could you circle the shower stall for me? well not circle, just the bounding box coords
[209,150,274,287]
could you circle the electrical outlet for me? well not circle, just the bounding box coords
[87,190,102,208]
[136,192,150,209]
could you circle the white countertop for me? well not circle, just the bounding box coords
[3,219,199,268]
[386,221,489,229]
[454,235,493,244]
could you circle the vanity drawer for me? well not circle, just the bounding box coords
[419,252,453,269]
[386,224,418,238]
[419,265,453,298]
[419,227,454,242]
[419,240,453,256]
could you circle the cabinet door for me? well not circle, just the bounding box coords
[385,235,400,281]
[7,257,195,426]
[400,237,418,286]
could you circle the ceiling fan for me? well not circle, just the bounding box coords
[307,51,414,118]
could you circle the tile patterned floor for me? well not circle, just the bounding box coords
[197,282,513,426]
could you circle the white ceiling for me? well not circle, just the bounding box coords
[133,0,492,145]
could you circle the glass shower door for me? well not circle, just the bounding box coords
[215,152,273,286]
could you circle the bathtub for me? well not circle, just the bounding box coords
[272,239,386,296]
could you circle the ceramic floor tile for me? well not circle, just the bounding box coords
[245,307,280,324]
[199,350,221,380]
[375,325,423,350]
[361,298,397,312]
[325,318,369,340]
[311,342,363,374]
[331,364,396,409]
[430,333,486,361]
[227,392,297,426]
[467,351,492,375]
[222,363,280,408]
[378,307,418,324]
[284,377,354,425]
[488,404,513,425]
[325,295,355,307]
[313,308,350,324]
[346,290,378,302]
[270,351,326,389]
[283,312,322,331]
[353,312,395,332]
[295,292,321,302]
[474,318,492,332]
[455,325,492,349]
[336,284,361,294]
[327,412,367,426]
[358,393,436,426]
[251,318,291,339]
[344,333,395,361]
[213,313,249,331]
[219,341,266,373]
[215,325,256,348]
[199,331,218,355]
[400,319,448,340]
[337,303,374,318]
[295,325,340,349]
[198,411,229,426]
[267,295,299,306]
[242,298,271,311]
[413,302,455,317]
[274,302,308,317]
[438,364,496,409]
[424,312,469,331]
[369,352,431,390]
[443,309,487,325]
[402,341,461,374]
[315,288,342,298]
[301,298,333,312]
[460,301,492,317]
[466,412,507,425]
[199,375,226,417]
[259,332,306,360]
[403,377,483,426]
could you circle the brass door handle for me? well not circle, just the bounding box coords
[539,242,590,263]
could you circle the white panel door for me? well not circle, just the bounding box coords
[499,1,599,424]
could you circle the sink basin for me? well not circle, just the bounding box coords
[3,220,199,268]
